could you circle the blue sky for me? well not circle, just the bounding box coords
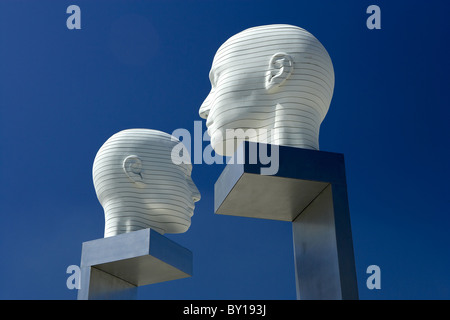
[0,0,449,300]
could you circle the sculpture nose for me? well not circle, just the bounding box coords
[199,92,211,119]
[192,189,201,203]
[188,178,201,203]
[191,187,201,203]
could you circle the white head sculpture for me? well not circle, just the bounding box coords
[93,129,201,237]
[199,24,335,156]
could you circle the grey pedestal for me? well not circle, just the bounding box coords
[215,142,358,300]
[77,228,193,300]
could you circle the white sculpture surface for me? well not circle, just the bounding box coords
[199,24,335,156]
[93,129,201,237]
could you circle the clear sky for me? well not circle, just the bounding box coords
[0,0,449,300]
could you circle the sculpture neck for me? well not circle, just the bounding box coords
[102,201,166,238]
[271,103,321,150]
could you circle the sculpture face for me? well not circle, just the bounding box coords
[199,24,335,156]
[93,129,201,237]
[200,48,267,155]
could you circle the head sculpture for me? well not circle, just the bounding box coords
[93,129,201,237]
[199,24,334,156]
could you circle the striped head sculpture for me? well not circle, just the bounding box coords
[199,24,335,156]
[92,129,201,237]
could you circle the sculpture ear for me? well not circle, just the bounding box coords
[123,155,145,187]
[265,52,294,93]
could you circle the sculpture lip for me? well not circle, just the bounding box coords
[206,119,213,132]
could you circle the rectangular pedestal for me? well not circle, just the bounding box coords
[77,228,192,300]
[215,142,346,222]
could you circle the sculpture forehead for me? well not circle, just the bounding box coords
[106,129,181,154]
[95,129,192,174]
[109,129,176,145]
[212,24,330,72]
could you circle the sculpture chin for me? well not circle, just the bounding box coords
[210,133,238,157]
[210,138,227,157]
[169,222,190,234]
[210,128,274,157]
